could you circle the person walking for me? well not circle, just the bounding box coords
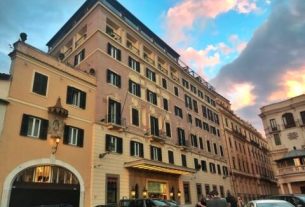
[226,191,237,207]
[237,196,244,207]
[207,190,227,207]
[197,196,207,207]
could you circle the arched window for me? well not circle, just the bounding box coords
[282,113,295,128]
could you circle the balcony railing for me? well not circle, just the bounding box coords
[145,130,166,143]
[232,129,246,139]
[126,42,139,55]
[144,54,155,65]
[75,34,87,48]
[278,165,305,176]
[106,27,122,43]
[158,64,168,74]
[103,114,126,130]
[266,125,281,134]
[64,47,72,57]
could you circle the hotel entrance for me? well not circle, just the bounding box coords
[147,181,168,199]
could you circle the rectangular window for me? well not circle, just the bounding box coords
[202,106,207,118]
[222,166,228,176]
[20,114,48,139]
[174,86,179,96]
[130,141,144,157]
[177,128,186,146]
[193,100,198,113]
[190,84,197,94]
[181,154,187,167]
[194,158,200,170]
[207,140,211,152]
[106,176,119,205]
[219,186,224,198]
[66,86,86,109]
[191,134,198,148]
[168,150,174,164]
[174,106,183,118]
[185,95,192,110]
[107,69,121,88]
[198,90,203,99]
[163,98,169,111]
[64,125,84,147]
[128,56,140,72]
[209,163,216,173]
[107,43,121,61]
[205,184,210,196]
[32,72,48,96]
[274,133,281,145]
[150,146,162,161]
[146,68,156,82]
[74,49,85,66]
[105,134,123,153]
[220,146,224,156]
[182,79,189,89]
[131,108,139,126]
[108,99,121,125]
[217,164,221,175]
[150,116,159,137]
[203,122,209,132]
[162,78,167,89]
[199,137,204,149]
[184,183,191,204]
[129,80,141,97]
[196,184,202,201]
[165,122,171,137]
[147,90,157,105]
[270,119,277,131]
[301,111,305,125]
[195,118,202,128]
[201,160,207,172]
[213,143,218,155]
[188,114,193,124]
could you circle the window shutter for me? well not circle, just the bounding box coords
[105,134,111,151]
[106,70,111,83]
[74,54,78,66]
[20,114,29,136]
[118,76,121,88]
[146,90,149,102]
[132,108,139,126]
[140,143,144,158]
[158,148,162,161]
[80,91,86,109]
[150,146,154,160]
[199,138,203,149]
[63,125,69,144]
[152,73,156,82]
[128,57,132,67]
[77,129,84,147]
[137,84,141,97]
[136,61,140,72]
[66,86,73,104]
[107,43,112,55]
[39,118,49,140]
[117,138,123,154]
[117,49,121,61]
[130,141,135,156]
[116,102,121,125]
[80,49,85,60]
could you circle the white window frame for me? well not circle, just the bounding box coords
[27,117,42,138]
[152,147,159,161]
[68,127,79,146]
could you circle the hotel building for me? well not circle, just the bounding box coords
[260,94,305,194]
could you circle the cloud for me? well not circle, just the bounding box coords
[165,0,258,45]
[211,0,305,131]
[227,82,257,110]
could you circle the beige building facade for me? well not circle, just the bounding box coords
[46,0,231,206]
[217,98,277,201]
[0,42,96,207]
[260,94,305,194]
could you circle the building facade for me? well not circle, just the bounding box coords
[260,94,305,194]
[47,0,231,206]
[0,73,10,136]
[217,98,277,202]
[0,42,96,207]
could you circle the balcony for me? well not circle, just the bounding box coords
[266,125,281,134]
[277,165,305,176]
[103,114,126,131]
[232,129,246,140]
[143,53,155,65]
[126,41,139,55]
[75,34,87,48]
[145,130,166,143]
[106,26,122,43]
[63,47,72,57]
[157,63,168,74]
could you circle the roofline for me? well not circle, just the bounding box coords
[46,0,180,59]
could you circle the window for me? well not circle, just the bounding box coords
[130,141,144,157]
[183,183,191,204]
[194,158,200,170]
[74,49,85,65]
[105,134,123,153]
[300,111,305,125]
[177,128,186,146]
[174,86,179,96]
[202,106,207,118]
[222,166,229,176]
[203,122,209,131]
[213,143,218,155]
[163,98,169,111]
[185,95,192,110]
[181,154,187,167]
[217,164,221,175]
[188,114,192,124]
[147,90,157,105]
[150,146,162,161]
[198,90,203,99]
[168,150,174,164]
[106,176,119,205]
[150,116,159,136]
[128,56,140,72]
[282,113,295,128]
[199,137,204,149]
[107,43,121,61]
[219,186,224,198]
[191,134,198,148]
[190,84,197,94]
[66,86,86,109]
[220,146,224,157]
[146,68,156,82]
[165,122,171,137]
[201,160,207,172]
[108,99,121,125]
[193,100,198,113]
[209,162,216,173]
[196,184,202,201]
[32,72,48,96]
[270,119,278,131]
[20,114,48,139]
[129,80,141,97]
[182,79,189,89]
[107,69,121,87]
[174,106,183,118]
[131,108,139,126]
[207,140,211,152]
[195,118,202,128]
[64,125,84,147]
[274,133,281,145]
[205,184,210,196]
[162,78,167,89]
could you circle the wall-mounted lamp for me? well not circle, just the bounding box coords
[177,190,181,198]
[131,187,136,198]
[52,138,60,154]
[170,187,174,198]
[142,187,148,198]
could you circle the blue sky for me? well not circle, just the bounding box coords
[1,0,305,133]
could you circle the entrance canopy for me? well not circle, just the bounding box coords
[276,149,305,162]
[125,159,196,175]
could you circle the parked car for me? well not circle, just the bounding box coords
[246,199,295,207]
[160,200,179,207]
[128,199,170,207]
[266,195,305,207]
[119,199,132,207]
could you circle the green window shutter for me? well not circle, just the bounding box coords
[77,128,84,147]
[130,141,135,156]
[20,114,29,136]
[63,125,69,144]
[39,118,49,140]
[80,91,86,109]
[66,86,73,104]
[117,137,123,154]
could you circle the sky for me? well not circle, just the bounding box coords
[1,0,305,134]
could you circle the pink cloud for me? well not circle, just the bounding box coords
[166,0,257,45]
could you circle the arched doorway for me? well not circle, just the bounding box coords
[8,165,80,207]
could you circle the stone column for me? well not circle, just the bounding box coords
[279,183,285,194]
[287,183,293,194]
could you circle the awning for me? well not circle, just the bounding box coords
[276,149,305,162]
[124,159,196,175]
